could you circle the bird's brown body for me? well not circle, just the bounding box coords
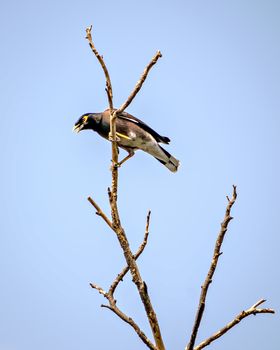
[73,109,179,172]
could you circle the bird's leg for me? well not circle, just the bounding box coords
[110,150,135,171]
[117,150,135,167]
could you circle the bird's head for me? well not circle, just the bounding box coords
[73,113,102,133]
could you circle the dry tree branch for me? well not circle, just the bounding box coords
[83,26,274,350]
[107,53,165,348]
[194,299,275,350]
[108,171,165,349]
[85,25,113,111]
[89,282,157,350]
[109,210,151,295]
[89,212,154,348]
[89,212,154,349]
[85,25,118,171]
[186,185,237,350]
[117,51,162,114]
[87,196,114,230]
[85,26,165,350]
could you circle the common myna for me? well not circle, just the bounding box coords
[73,109,179,172]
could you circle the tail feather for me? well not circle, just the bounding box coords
[160,136,171,144]
[155,146,180,172]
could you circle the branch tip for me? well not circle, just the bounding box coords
[116,50,163,114]
[85,25,93,39]
[186,185,238,350]
[252,299,266,308]
[193,299,275,350]
[87,196,113,230]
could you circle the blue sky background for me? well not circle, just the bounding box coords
[0,0,279,349]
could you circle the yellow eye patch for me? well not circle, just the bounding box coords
[83,115,89,122]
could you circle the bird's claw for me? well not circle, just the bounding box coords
[110,161,121,171]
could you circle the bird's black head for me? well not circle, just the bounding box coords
[73,113,102,133]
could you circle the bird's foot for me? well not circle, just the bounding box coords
[110,161,121,171]
[109,151,135,171]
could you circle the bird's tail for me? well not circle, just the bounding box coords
[155,146,180,172]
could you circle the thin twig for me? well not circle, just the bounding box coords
[186,185,237,350]
[101,304,157,350]
[90,283,156,350]
[85,25,113,110]
[89,282,107,297]
[194,299,275,350]
[109,210,151,295]
[117,51,162,115]
[87,196,114,230]
[85,25,116,153]
[85,25,119,198]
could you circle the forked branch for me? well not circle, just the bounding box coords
[85,25,165,350]
[194,299,275,350]
[89,211,154,348]
[89,282,156,350]
[186,186,237,350]
[186,186,275,350]
[109,210,151,295]
[84,26,274,350]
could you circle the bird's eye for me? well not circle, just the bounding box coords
[83,116,89,123]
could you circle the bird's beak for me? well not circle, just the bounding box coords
[72,123,83,133]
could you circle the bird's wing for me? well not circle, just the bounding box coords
[118,112,170,144]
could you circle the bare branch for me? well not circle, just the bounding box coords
[186,185,237,350]
[194,299,275,350]
[109,210,151,295]
[83,25,274,350]
[85,25,113,110]
[251,298,267,308]
[87,196,114,230]
[117,51,162,115]
[102,304,157,350]
[110,51,162,165]
[110,225,165,349]
[89,282,107,297]
[85,26,164,349]
[85,26,118,165]
[89,283,156,350]
[102,46,164,349]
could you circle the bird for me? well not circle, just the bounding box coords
[73,109,179,172]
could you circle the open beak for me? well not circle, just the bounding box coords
[72,123,83,133]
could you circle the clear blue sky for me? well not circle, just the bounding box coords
[0,1,279,349]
